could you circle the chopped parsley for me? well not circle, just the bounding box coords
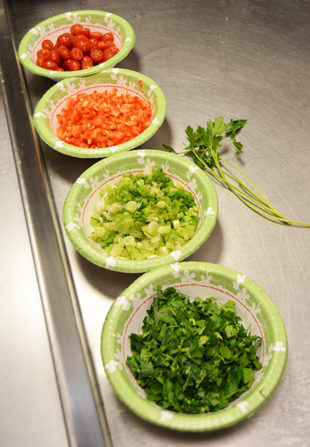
[126,287,262,414]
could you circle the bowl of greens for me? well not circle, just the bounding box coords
[101,261,287,431]
[18,10,135,81]
[33,69,166,158]
[63,150,218,273]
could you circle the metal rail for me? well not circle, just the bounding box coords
[0,1,111,446]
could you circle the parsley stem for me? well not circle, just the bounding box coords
[166,117,310,227]
[195,148,310,225]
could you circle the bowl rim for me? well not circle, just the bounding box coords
[101,261,288,431]
[18,9,135,80]
[32,68,167,158]
[62,150,218,272]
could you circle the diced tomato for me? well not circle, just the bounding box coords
[56,89,152,149]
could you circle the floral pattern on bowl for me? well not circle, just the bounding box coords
[101,261,287,431]
[62,150,218,273]
[33,69,167,158]
[18,10,135,80]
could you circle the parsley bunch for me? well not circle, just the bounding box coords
[127,287,262,414]
[163,117,310,227]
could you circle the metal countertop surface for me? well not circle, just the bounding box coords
[0,0,309,446]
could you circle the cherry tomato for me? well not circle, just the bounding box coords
[79,27,90,38]
[70,23,83,35]
[90,31,104,40]
[103,46,119,61]
[70,47,83,60]
[43,59,60,71]
[37,48,51,59]
[58,45,71,60]
[36,56,46,68]
[89,48,104,64]
[81,55,94,70]
[97,41,106,50]
[63,59,81,71]
[100,40,116,50]
[49,49,61,64]
[102,32,114,43]
[41,39,54,51]
[56,33,73,49]
[56,67,65,72]
[89,38,99,49]
[73,35,90,53]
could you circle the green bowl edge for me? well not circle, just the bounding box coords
[62,150,218,272]
[100,261,288,431]
[18,10,135,80]
[32,68,167,158]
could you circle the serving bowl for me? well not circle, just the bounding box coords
[18,10,135,81]
[33,69,166,158]
[62,150,218,273]
[101,261,287,431]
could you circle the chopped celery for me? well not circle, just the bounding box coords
[89,168,199,260]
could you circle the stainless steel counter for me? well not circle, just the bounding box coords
[1,0,309,446]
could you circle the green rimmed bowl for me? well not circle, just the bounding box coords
[101,261,287,431]
[62,150,218,273]
[33,69,166,158]
[18,10,135,81]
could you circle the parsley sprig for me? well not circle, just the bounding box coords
[127,287,262,414]
[163,117,310,227]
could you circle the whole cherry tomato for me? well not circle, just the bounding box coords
[70,47,83,60]
[41,39,54,51]
[73,35,90,53]
[70,23,83,35]
[56,33,73,49]
[43,59,60,71]
[89,48,104,63]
